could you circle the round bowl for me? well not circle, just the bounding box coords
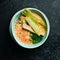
[9,8,50,49]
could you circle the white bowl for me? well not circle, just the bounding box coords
[9,8,50,49]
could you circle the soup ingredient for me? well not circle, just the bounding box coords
[23,23,34,33]
[25,17,40,36]
[37,23,46,36]
[30,33,43,44]
[31,12,46,27]
[21,8,46,27]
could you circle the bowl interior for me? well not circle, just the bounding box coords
[11,8,50,49]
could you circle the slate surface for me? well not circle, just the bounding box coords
[0,0,60,60]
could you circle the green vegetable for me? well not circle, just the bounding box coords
[21,9,40,22]
[21,8,46,27]
[30,33,43,44]
[20,32,23,34]
[25,17,40,36]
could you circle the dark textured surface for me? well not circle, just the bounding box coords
[0,0,60,60]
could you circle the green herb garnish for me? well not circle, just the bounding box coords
[30,33,43,44]
[20,32,23,34]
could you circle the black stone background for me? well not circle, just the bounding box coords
[0,0,60,60]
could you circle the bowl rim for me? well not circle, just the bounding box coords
[10,8,50,49]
